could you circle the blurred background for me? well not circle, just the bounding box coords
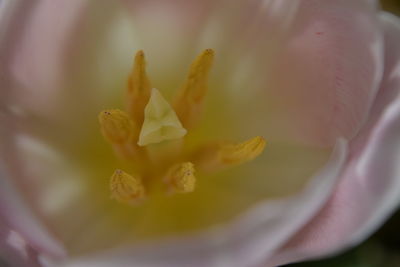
[381,0,400,16]
[285,1,400,266]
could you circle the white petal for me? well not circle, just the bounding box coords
[0,217,42,267]
[267,11,400,266]
[0,163,66,259]
[266,0,383,146]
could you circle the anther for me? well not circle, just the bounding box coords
[219,136,266,165]
[98,109,134,144]
[110,169,146,204]
[127,50,152,127]
[173,49,214,128]
[191,136,266,172]
[164,162,196,194]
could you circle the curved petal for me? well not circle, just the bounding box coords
[0,0,69,262]
[49,140,346,267]
[0,217,42,267]
[268,0,383,146]
[0,159,66,259]
[267,11,400,266]
[2,0,89,118]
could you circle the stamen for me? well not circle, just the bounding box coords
[98,49,268,204]
[164,162,196,194]
[173,49,214,128]
[127,50,152,126]
[110,169,146,204]
[192,136,266,172]
[219,136,266,165]
[138,88,187,146]
[98,109,134,144]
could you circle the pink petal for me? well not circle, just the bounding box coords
[0,217,42,267]
[3,0,88,117]
[0,158,66,260]
[267,11,400,266]
[268,0,383,146]
[0,0,73,262]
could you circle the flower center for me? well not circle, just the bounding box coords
[98,49,266,204]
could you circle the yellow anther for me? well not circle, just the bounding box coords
[219,136,266,165]
[164,162,196,193]
[127,50,152,126]
[110,169,146,204]
[98,109,134,144]
[173,49,215,128]
[138,88,187,146]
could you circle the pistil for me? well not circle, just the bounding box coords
[138,88,187,146]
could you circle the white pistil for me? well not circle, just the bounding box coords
[138,88,187,147]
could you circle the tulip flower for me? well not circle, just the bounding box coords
[1,0,400,266]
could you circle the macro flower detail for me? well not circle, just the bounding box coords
[1,1,400,267]
[99,50,266,203]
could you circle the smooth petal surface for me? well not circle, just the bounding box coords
[45,141,347,267]
[0,158,66,259]
[0,0,69,262]
[2,0,89,117]
[267,12,400,266]
[268,0,383,146]
[0,217,42,267]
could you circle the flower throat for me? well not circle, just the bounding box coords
[98,49,266,205]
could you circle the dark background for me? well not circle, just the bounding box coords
[285,212,400,266]
[382,0,400,16]
[286,1,400,266]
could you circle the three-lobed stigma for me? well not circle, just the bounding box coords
[99,49,266,205]
[138,88,187,147]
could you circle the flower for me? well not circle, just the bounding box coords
[1,0,400,266]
